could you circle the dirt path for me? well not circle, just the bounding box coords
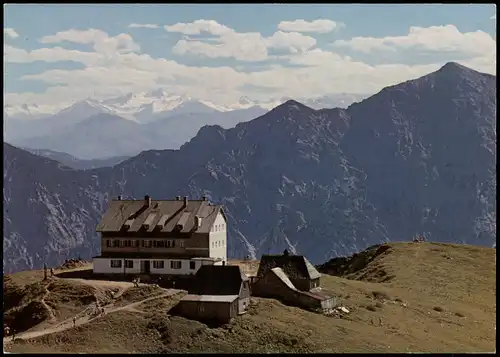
[3,288,180,344]
[40,283,57,323]
[64,278,135,290]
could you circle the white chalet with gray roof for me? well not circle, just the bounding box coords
[93,195,228,276]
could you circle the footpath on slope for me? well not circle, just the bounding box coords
[3,278,182,344]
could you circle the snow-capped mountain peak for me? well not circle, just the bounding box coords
[5,91,370,123]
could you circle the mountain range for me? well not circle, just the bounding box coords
[3,62,496,273]
[4,91,368,122]
[23,148,130,170]
[4,92,366,159]
[4,103,268,159]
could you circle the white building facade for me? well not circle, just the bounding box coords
[208,212,228,263]
[93,195,228,276]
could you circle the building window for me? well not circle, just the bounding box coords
[153,240,166,248]
[179,240,185,248]
[110,260,122,268]
[144,240,152,248]
[171,261,182,270]
[113,240,120,248]
[124,260,134,269]
[153,260,164,269]
[190,261,196,270]
[134,240,140,248]
[106,240,111,248]
[119,240,125,248]
[124,240,132,248]
[165,240,176,248]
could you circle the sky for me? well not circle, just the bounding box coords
[3,4,497,109]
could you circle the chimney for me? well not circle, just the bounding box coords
[183,196,188,206]
[194,215,202,229]
[117,195,122,201]
[202,194,207,201]
[144,195,151,207]
[176,196,181,201]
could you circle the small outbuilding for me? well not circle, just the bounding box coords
[176,294,239,323]
[176,264,250,323]
[256,253,322,291]
[252,252,336,313]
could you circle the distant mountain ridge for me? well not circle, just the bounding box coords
[9,107,269,159]
[23,148,130,170]
[3,62,496,273]
[4,92,366,159]
[4,92,368,123]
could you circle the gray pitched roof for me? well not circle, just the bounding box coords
[257,254,321,280]
[190,265,248,296]
[96,198,225,234]
[270,267,297,291]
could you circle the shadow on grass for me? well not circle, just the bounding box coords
[54,270,194,290]
[167,304,227,329]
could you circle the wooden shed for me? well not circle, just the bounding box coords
[257,253,322,291]
[190,264,250,314]
[253,266,336,313]
[176,294,239,324]
[175,264,251,323]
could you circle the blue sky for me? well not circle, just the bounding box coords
[3,4,496,109]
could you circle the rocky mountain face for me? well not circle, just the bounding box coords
[3,63,496,273]
[3,144,106,271]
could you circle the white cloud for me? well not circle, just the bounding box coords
[129,23,159,29]
[168,20,316,61]
[278,19,343,34]
[265,31,317,53]
[4,44,103,65]
[165,19,233,36]
[3,23,497,109]
[332,25,495,59]
[40,28,140,54]
[4,28,19,39]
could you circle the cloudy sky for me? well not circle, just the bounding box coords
[3,4,497,108]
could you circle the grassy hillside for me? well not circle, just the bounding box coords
[4,242,496,353]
